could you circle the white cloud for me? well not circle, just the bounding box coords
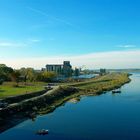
[0,42,27,48]
[29,39,40,43]
[118,44,136,48]
[1,50,140,69]
[0,38,40,48]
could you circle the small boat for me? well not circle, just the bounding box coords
[36,129,49,135]
[112,90,121,93]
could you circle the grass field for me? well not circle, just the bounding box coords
[0,82,46,99]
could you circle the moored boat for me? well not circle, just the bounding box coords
[112,90,121,93]
[36,129,49,135]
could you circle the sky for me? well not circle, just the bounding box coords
[0,0,140,69]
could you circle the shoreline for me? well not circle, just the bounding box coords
[0,73,131,133]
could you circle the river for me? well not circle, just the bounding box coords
[0,73,140,140]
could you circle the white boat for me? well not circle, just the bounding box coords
[36,129,49,135]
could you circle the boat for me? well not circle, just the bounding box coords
[36,129,49,135]
[112,90,121,93]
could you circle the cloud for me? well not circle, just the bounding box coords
[27,7,74,27]
[0,41,27,48]
[0,38,41,48]
[28,39,40,43]
[1,50,140,69]
[118,44,136,48]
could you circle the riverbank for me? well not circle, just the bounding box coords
[0,73,131,133]
[69,73,131,94]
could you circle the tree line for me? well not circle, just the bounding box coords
[0,64,57,86]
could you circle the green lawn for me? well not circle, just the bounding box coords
[0,82,46,99]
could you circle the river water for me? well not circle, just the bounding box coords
[0,73,140,140]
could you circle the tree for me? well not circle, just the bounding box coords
[26,68,36,82]
[19,68,37,84]
[19,68,27,84]
[0,64,13,83]
[10,70,21,87]
[41,71,57,82]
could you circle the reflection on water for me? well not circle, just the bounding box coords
[0,73,140,140]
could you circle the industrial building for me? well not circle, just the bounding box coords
[46,61,72,77]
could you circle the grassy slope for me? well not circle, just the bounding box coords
[0,82,46,99]
[67,73,130,92]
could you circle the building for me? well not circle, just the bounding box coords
[46,64,63,74]
[100,68,106,75]
[74,67,80,76]
[46,61,72,77]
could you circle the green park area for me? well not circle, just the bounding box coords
[0,82,46,99]
[0,64,55,99]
